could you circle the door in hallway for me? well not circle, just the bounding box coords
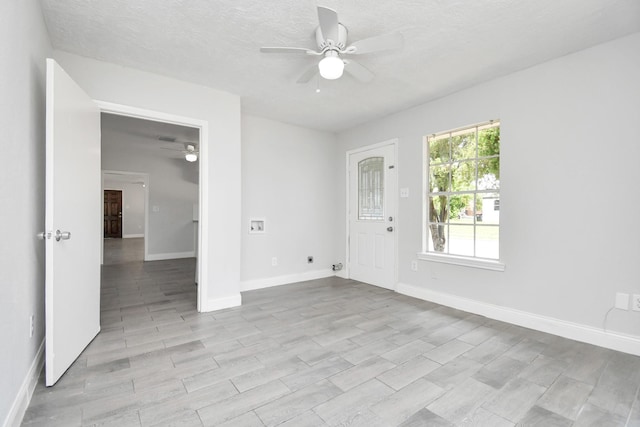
[44,58,101,386]
[103,190,122,238]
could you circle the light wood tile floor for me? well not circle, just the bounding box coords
[22,238,640,426]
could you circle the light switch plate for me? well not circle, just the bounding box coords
[400,188,409,198]
[615,292,630,310]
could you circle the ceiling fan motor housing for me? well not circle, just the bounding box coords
[316,23,347,51]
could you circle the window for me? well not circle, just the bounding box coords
[422,120,502,269]
[358,157,384,220]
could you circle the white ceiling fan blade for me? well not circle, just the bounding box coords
[317,6,339,43]
[344,59,374,83]
[348,33,404,55]
[297,64,319,84]
[260,47,318,55]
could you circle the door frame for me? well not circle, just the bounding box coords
[344,139,399,287]
[96,101,209,312]
[101,170,149,259]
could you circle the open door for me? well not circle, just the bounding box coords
[43,58,101,386]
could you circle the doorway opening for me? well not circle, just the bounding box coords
[102,170,148,265]
[97,102,209,312]
[101,111,199,268]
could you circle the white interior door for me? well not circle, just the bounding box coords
[44,58,101,386]
[348,143,396,289]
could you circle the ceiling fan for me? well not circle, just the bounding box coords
[158,138,199,162]
[260,6,403,83]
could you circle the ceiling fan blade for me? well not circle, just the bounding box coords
[297,64,319,84]
[260,47,317,55]
[348,32,404,55]
[344,59,375,83]
[317,6,339,43]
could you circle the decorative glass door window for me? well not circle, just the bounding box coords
[358,157,384,220]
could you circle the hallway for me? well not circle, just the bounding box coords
[103,237,145,265]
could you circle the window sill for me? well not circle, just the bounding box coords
[417,252,505,271]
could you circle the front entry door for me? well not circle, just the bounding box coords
[44,58,101,386]
[104,190,122,238]
[348,143,397,289]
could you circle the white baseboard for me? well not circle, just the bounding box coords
[3,339,44,427]
[145,251,195,261]
[334,270,348,279]
[200,293,242,312]
[241,269,335,292]
[397,282,640,356]
[123,234,144,238]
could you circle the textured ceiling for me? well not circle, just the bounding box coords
[41,0,640,132]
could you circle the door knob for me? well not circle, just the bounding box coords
[387,226,394,232]
[37,231,51,240]
[55,230,71,241]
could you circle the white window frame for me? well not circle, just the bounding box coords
[418,120,505,271]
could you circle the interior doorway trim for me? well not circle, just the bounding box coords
[101,170,149,261]
[344,138,399,285]
[96,100,209,312]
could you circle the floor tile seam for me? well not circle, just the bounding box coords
[579,368,637,421]
[485,352,534,372]
[477,377,539,424]
[86,347,162,365]
[374,368,441,392]
[624,382,640,426]
[468,347,510,367]
[421,343,472,365]
[471,405,505,425]
[533,374,590,423]
[582,357,624,416]
[456,334,493,347]
[197,379,292,424]
[79,400,140,425]
[252,380,341,426]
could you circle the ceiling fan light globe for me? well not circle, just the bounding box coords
[318,56,344,80]
[185,152,198,162]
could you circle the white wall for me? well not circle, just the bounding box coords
[53,51,242,311]
[102,127,198,257]
[241,115,339,290]
[0,1,51,425]
[103,180,146,238]
[337,33,640,348]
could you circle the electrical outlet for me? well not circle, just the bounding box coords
[410,260,418,271]
[307,256,314,264]
[29,315,34,338]
[271,257,278,267]
[615,292,630,310]
[633,294,640,311]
